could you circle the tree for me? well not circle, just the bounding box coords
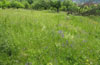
[23,1,30,9]
[2,0,11,8]
[53,0,61,12]
[11,1,24,8]
[27,0,33,4]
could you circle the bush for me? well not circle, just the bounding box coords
[31,3,40,10]
[31,0,50,10]
[5,1,11,8]
[96,10,100,14]
[23,1,30,9]
[50,7,57,12]
[60,6,67,11]
[11,1,24,9]
[79,5,98,15]
[67,5,79,14]
[63,0,74,8]
[2,0,11,9]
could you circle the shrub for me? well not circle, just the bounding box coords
[31,0,50,10]
[39,0,47,10]
[31,3,40,10]
[60,6,67,11]
[23,1,30,9]
[50,7,57,12]
[11,1,24,9]
[96,10,100,14]
[67,5,79,14]
[2,0,11,9]
[63,0,74,8]
[5,1,11,8]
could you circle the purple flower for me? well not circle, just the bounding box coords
[58,30,63,34]
[58,30,64,38]
[61,34,64,38]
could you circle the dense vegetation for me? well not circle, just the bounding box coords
[0,0,100,65]
[0,0,100,15]
[0,9,100,65]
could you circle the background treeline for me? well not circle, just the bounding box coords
[0,0,100,15]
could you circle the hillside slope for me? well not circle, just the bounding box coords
[0,9,100,65]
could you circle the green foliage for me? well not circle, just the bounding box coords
[60,6,67,11]
[96,10,100,14]
[31,3,40,10]
[0,14,20,65]
[0,9,100,65]
[27,0,34,4]
[63,0,74,8]
[2,0,11,8]
[80,5,100,15]
[80,5,90,13]
[0,2,2,8]
[68,5,79,13]
[53,1,61,12]
[23,1,30,9]
[11,1,24,8]
[50,7,57,12]
[32,0,50,10]
[0,0,100,15]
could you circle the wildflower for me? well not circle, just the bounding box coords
[58,30,64,38]
[61,34,64,38]
[62,40,69,47]
[58,30,63,34]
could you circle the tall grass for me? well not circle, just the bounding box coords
[0,9,100,65]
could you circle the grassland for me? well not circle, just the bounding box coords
[0,9,100,65]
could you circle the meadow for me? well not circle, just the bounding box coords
[0,9,100,65]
